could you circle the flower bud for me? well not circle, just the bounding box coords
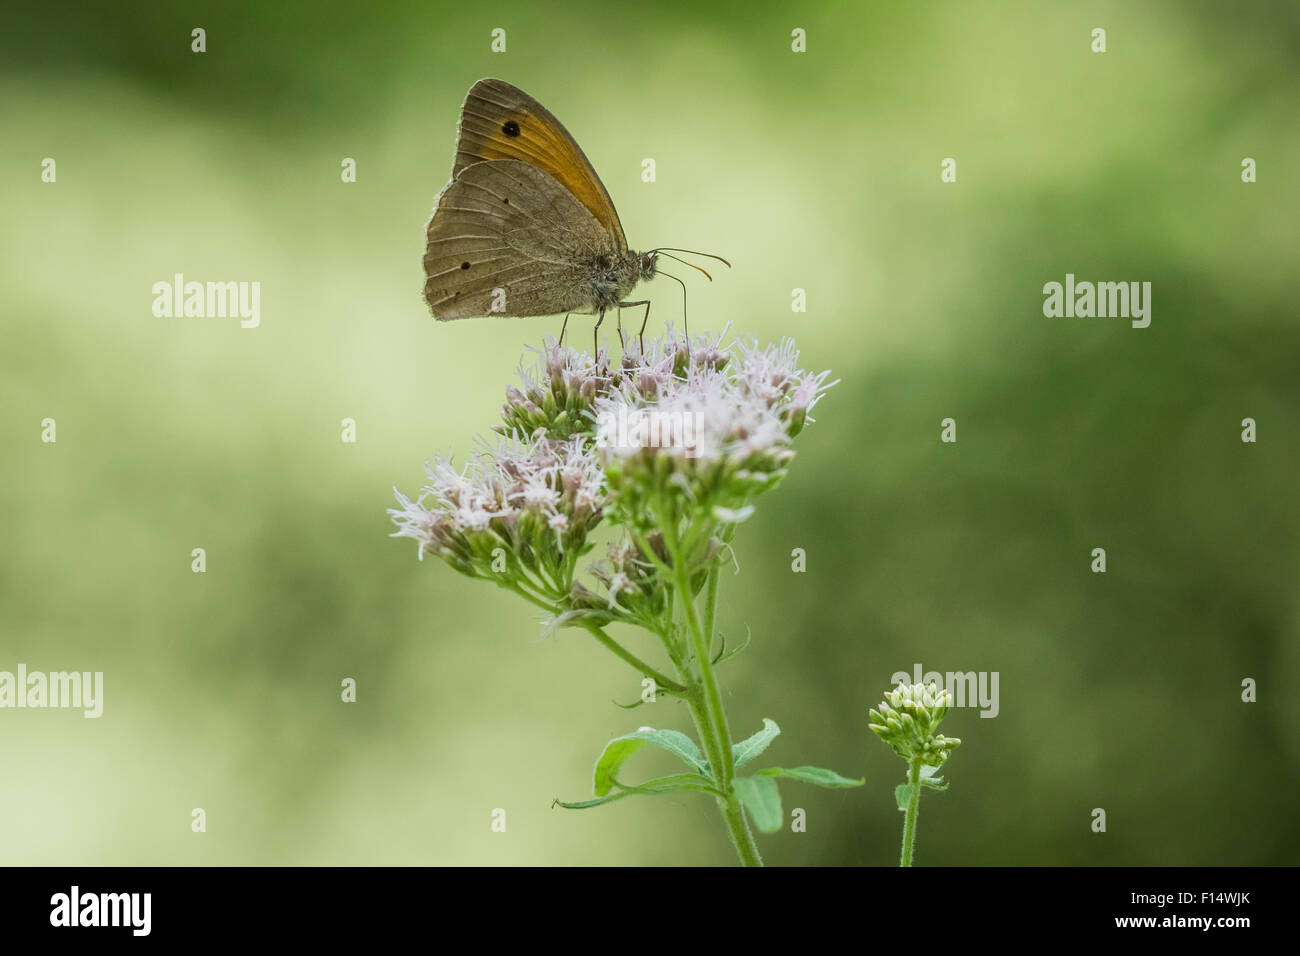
[868,681,962,767]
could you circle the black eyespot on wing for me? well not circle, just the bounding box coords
[461,261,471,270]
[503,197,509,205]
[502,120,521,137]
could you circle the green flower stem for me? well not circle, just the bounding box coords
[684,693,762,867]
[673,558,761,866]
[494,577,561,612]
[676,565,735,786]
[508,556,562,600]
[627,525,686,669]
[678,679,728,801]
[703,553,722,656]
[635,501,761,865]
[494,576,683,691]
[581,622,685,694]
[719,782,763,867]
[900,756,922,867]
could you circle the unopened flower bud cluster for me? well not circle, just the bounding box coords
[868,681,962,767]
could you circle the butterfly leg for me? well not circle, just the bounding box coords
[620,300,651,354]
[560,309,594,348]
[616,305,626,352]
[592,307,606,356]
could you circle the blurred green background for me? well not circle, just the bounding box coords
[2,0,1297,865]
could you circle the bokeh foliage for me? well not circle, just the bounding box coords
[2,0,1296,864]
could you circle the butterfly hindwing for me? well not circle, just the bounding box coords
[423,158,617,320]
[453,77,627,251]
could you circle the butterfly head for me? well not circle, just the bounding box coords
[635,251,659,281]
[600,252,657,285]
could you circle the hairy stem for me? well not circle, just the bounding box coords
[900,757,922,867]
[703,551,722,659]
[682,692,762,866]
[677,563,736,789]
[666,535,760,865]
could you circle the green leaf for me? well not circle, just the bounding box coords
[895,783,914,811]
[757,765,865,788]
[557,773,718,810]
[592,727,709,796]
[611,696,649,710]
[614,773,720,797]
[732,718,781,768]
[711,624,753,666]
[556,791,641,810]
[919,765,948,791]
[735,775,783,833]
[894,767,947,811]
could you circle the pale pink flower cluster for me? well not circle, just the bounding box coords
[389,434,605,565]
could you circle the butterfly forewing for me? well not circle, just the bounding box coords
[423,158,617,320]
[453,78,627,251]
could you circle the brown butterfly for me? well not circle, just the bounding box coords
[422,78,727,350]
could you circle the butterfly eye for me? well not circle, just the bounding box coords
[501,120,521,138]
[598,255,613,271]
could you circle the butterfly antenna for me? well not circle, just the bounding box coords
[649,247,732,269]
[656,251,713,282]
[656,269,690,344]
